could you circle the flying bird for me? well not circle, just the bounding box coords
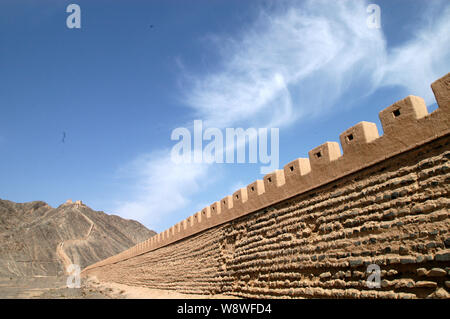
[61,131,66,143]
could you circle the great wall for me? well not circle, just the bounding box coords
[82,73,450,299]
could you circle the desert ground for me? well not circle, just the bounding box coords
[0,276,235,299]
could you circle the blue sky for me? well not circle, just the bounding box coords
[0,0,449,232]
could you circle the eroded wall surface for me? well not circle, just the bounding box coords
[83,74,450,298]
[85,136,449,298]
[217,136,450,299]
[89,225,226,295]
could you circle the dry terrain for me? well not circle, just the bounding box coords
[0,276,233,299]
[0,199,156,298]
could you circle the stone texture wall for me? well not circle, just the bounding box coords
[83,73,450,298]
[90,224,226,295]
[84,135,450,299]
[216,135,450,299]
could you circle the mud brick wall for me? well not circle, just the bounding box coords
[84,136,450,298]
[87,225,226,295]
[83,73,450,298]
[216,135,450,299]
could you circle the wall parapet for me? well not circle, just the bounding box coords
[82,72,450,274]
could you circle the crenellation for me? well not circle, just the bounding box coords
[264,169,285,188]
[247,180,265,196]
[221,195,233,212]
[194,211,202,225]
[246,180,266,211]
[379,95,429,135]
[308,141,342,165]
[431,73,450,111]
[165,229,170,240]
[233,188,248,205]
[283,158,311,183]
[209,202,219,217]
[339,121,379,155]
[201,206,211,219]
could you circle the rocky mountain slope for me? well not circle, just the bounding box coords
[0,199,156,277]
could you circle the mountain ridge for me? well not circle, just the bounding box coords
[0,198,156,277]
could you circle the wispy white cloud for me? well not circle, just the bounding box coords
[182,0,450,128]
[182,0,386,128]
[114,0,450,232]
[381,4,450,104]
[114,150,212,229]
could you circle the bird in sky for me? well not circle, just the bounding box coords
[61,131,66,143]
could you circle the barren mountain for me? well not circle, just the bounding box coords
[0,199,156,277]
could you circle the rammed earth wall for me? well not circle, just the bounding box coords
[82,73,450,299]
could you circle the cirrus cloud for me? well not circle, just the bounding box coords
[114,0,450,232]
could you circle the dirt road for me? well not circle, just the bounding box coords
[55,207,95,274]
